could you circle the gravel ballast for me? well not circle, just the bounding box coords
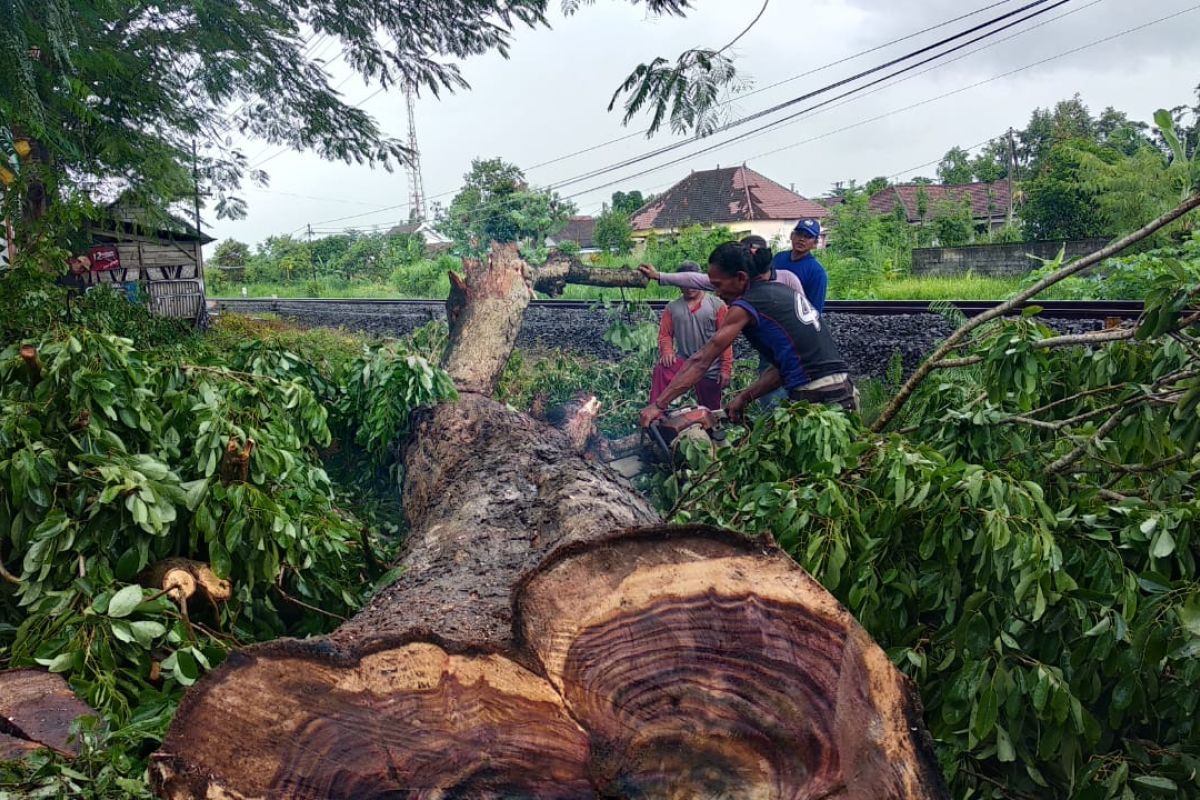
[215,299,1112,380]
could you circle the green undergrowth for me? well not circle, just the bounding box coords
[0,271,455,796]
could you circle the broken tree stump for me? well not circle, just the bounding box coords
[151,243,948,799]
[0,669,98,759]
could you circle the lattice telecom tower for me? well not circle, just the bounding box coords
[403,83,427,223]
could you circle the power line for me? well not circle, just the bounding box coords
[294,0,1064,231]
[290,0,1188,238]
[258,0,1037,217]
[548,0,1073,192]
[613,0,1105,177]
[559,2,1190,202]
[510,0,1027,176]
[885,136,1005,182]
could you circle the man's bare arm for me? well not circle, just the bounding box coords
[652,307,749,410]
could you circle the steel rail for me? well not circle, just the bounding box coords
[211,297,1148,319]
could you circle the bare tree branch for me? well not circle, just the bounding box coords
[715,0,770,54]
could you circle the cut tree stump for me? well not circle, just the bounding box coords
[0,669,98,759]
[151,244,948,799]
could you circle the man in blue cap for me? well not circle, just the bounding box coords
[771,218,828,312]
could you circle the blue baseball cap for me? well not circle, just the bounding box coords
[793,218,821,239]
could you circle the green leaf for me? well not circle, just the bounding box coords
[1083,616,1111,638]
[129,620,168,647]
[1180,595,1200,638]
[43,652,75,673]
[115,548,142,581]
[1151,530,1176,559]
[181,478,209,512]
[995,724,1016,762]
[107,584,145,618]
[110,620,135,643]
[971,684,999,741]
[1131,775,1178,794]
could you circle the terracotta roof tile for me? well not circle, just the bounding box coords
[552,216,597,248]
[868,182,1010,223]
[631,166,829,231]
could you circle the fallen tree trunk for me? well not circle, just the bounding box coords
[0,669,98,759]
[152,244,947,799]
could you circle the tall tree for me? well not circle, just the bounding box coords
[1018,94,1096,176]
[1021,140,1114,240]
[936,146,975,185]
[0,0,708,242]
[593,202,635,254]
[209,239,250,269]
[438,157,574,256]
[610,190,646,216]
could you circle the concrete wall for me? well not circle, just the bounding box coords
[912,239,1109,278]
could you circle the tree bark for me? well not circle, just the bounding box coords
[532,254,649,296]
[151,245,947,799]
[0,669,98,758]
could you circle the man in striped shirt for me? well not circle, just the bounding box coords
[650,261,734,411]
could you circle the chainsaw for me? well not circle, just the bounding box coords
[607,405,728,478]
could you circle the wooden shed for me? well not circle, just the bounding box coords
[85,198,214,321]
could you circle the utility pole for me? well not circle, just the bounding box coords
[403,83,427,223]
[192,140,204,271]
[306,223,319,289]
[1005,128,1017,227]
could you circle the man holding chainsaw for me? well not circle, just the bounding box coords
[639,241,856,430]
[650,261,733,411]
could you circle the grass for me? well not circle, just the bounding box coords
[211,274,1059,303]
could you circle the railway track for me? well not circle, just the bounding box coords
[212,297,1147,320]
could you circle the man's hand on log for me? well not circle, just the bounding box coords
[637,264,660,282]
[640,404,665,428]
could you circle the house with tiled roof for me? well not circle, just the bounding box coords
[547,216,599,253]
[630,165,830,246]
[868,181,1011,232]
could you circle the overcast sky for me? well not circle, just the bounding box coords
[207,0,1200,250]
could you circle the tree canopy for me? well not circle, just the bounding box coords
[437,157,574,256]
[0,0,713,244]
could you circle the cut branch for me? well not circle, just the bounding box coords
[142,559,231,606]
[531,254,648,296]
[1047,406,1137,475]
[872,192,1200,432]
[442,242,533,394]
[0,546,20,585]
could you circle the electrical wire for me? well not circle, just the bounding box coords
[558,3,1195,202]
[248,1,1036,190]
[294,1,1066,230]
[547,0,1073,192]
[269,1,1194,238]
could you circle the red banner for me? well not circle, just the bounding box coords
[88,245,121,272]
